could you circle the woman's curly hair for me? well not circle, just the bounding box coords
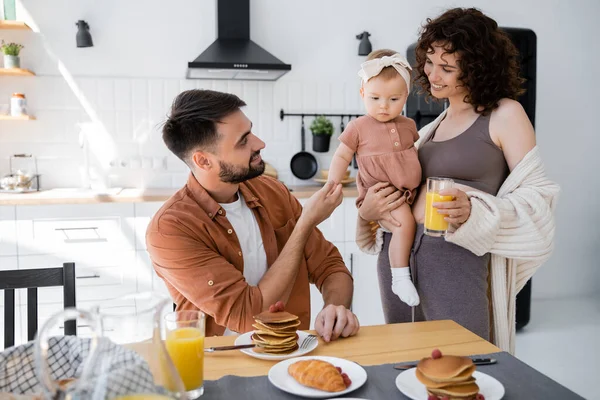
[414,8,525,115]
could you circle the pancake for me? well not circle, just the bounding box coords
[253,311,299,324]
[416,369,476,389]
[428,382,480,398]
[418,355,474,381]
[251,309,300,354]
[416,350,480,399]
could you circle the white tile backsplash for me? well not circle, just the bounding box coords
[0,76,362,189]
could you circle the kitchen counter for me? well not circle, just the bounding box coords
[0,185,359,205]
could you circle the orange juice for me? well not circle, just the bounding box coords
[165,327,204,391]
[425,192,454,234]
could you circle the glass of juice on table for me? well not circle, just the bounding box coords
[424,177,454,237]
[164,310,206,399]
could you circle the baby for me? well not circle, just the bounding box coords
[327,49,421,306]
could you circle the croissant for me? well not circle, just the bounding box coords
[288,359,346,392]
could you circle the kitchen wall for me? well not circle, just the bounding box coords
[0,0,598,300]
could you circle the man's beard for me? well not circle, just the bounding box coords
[218,152,265,184]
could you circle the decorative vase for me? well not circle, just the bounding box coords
[312,134,331,153]
[3,55,20,69]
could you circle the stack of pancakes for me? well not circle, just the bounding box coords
[416,354,480,399]
[251,311,301,354]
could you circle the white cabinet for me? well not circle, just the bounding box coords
[0,190,385,346]
[346,242,385,326]
[18,252,138,305]
[18,298,137,343]
[15,204,135,256]
[134,202,163,250]
[0,206,17,256]
[136,250,170,297]
[308,242,347,329]
[0,256,20,349]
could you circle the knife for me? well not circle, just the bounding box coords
[393,357,497,370]
[204,344,256,353]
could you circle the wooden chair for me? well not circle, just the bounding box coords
[0,262,76,349]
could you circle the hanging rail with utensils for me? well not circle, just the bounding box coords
[279,109,362,121]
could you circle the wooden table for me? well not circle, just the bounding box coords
[200,320,499,380]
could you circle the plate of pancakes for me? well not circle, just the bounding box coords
[234,310,318,360]
[395,350,505,400]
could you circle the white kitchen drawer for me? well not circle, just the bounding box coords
[16,203,135,256]
[298,198,346,243]
[134,202,164,250]
[0,256,19,308]
[18,251,138,305]
[17,301,136,343]
[136,250,170,297]
[0,206,17,256]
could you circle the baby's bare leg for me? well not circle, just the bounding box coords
[379,204,419,306]
[380,204,416,267]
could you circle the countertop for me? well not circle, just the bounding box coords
[0,185,359,205]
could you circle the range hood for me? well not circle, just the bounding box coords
[187,0,291,81]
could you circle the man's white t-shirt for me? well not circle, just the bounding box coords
[220,192,268,336]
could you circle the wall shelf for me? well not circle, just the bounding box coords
[0,115,36,121]
[0,21,31,30]
[0,68,35,76]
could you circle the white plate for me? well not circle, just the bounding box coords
[268,355,367,399]
[395,368,505,400]
[234,330,318,360]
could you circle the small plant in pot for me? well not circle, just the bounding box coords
[310,115,334,152]
[1,40,24,69]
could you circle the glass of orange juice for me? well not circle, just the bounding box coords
[424,177,454,237]
[164,310,206,399]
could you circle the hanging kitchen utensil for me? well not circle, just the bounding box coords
[349,115,359,169]
[340,115,345,132]
[290,116,318,179]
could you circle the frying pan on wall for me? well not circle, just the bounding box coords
[290,117,318,179]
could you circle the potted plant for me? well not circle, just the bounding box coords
[310,115,334,152]
[1,40,24,69]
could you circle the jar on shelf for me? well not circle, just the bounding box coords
[10,93,28,116]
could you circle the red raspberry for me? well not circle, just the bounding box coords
[335,366,342,373]
[476,394,485,400]
[431,349,442,359]
[427,395,439,400]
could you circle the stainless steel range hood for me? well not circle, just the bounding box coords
[187,0,291,81]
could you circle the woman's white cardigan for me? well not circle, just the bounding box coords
[355,111,560,353]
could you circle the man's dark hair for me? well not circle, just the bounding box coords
[162,89,246,161]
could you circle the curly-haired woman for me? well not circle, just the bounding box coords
[355,7,560,353]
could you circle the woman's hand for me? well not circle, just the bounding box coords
[358,182,405,227]
[434,188,471,225]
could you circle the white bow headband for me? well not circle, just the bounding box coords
[357,54,412,93]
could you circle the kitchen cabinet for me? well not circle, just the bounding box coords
[134,202,163,250]
[18,252,138,305]
[3,190,384,346]
[300,197,384,328]
[0,256,20,350]
[347,242,384,326]
[15,203,135,256]
[0,206,17,256]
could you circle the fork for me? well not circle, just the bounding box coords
[300,334,317,350]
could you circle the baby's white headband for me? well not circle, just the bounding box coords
[357,54,412,93]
